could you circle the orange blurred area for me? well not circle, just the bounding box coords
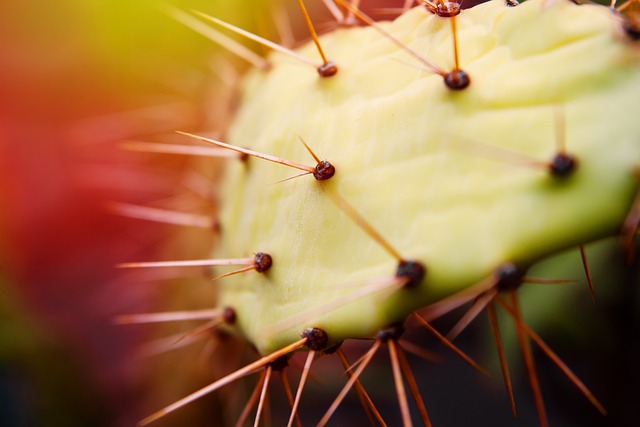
[0,1,226,425]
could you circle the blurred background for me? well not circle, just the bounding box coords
[0,1,637,426]
[0,1,228,425]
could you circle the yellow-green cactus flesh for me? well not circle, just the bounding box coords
[217,0,640,354]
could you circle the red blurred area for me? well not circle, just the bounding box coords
[0,1,215,425]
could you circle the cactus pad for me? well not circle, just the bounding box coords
[215,0,640,354]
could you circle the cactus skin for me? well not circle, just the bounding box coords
[216,0,640,354]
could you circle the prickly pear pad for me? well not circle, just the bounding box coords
[218,0,640,354]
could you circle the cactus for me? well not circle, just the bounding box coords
[119,0,640,426]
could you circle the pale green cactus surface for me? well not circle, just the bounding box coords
[215,0,640,355]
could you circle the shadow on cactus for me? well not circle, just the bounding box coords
[116,0,640,426]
